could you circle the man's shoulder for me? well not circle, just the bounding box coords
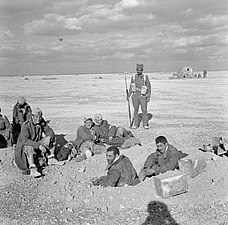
[148,151,158,158]
[77,125,85,131]
[114,155,131,168]
[168,144,179,153]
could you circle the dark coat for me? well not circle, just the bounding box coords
[0,114,13,147]
[73,125,97,150]
[94,120,116,139]
[15,117,55,174]
[97,155,140,187]
[0,114,11,131]
[13,102,32,126]
[143,144,188,175]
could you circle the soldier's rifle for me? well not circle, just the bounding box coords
[124,75,134,128]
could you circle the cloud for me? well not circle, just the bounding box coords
[1,0,228,73]
[24,13,83,36]
[0,0,44,14]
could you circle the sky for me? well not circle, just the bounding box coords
[0,0,228,75]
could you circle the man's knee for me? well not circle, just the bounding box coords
[41,136,51,148]
[23,146,36,156]
[116,126,124,137]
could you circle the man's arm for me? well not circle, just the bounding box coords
[77,126,94,141]
[143,153,158,170]
[94,169,121,187]
[108,125,117,138]
[156,153,180,174]
[146,75,151,101]
[4,116,11,130]
[20,124,40,148]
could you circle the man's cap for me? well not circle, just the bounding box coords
[136,64,143,71]
[94,113,103,121]
[84,117,93,122]
[18,96,26,105]
[32,107,43,116]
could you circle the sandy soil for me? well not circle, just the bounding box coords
[0,71,228,225]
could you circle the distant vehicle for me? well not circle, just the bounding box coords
[170,67,194,79]
[169,67,207,79]
[58,38,63,42]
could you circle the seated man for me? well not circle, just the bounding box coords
[0,108,13,147]
[92,146,140,187]
[93,114,134,147]
[12,97,32,142]
[73,118,107,159]
[15,108,64,178]
[139,136,188,181]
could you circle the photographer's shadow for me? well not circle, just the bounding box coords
[142,201,179,225]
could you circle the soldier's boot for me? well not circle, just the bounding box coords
[29,165,42,178]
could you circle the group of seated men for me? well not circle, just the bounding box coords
[2,97,189,187]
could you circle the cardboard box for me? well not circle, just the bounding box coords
[154,173,188,198]
[178,158,206,178]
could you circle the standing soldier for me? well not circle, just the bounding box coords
[127,64,151,129]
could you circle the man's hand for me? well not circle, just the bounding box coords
[147,168,155,176]
[39,145,47,154]
[91,177,100,186]
[108,136,113,142]
[146,97,150,103]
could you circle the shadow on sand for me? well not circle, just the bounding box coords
[138,112,153,125]
[142,201,179,225]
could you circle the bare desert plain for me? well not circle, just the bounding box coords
[0,71,228,225]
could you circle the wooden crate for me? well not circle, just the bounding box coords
[154,173,188,198]
[178,158,206,178]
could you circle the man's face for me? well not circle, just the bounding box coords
[85,120,93,129]
[32,114,42,124]
[156,142,167,154]
[106,151,116,164]
[95,118,103,126]
[137,69,143,75]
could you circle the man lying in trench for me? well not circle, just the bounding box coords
[93,113,141,149]
[91,146,140,187]
[139,136,188,181]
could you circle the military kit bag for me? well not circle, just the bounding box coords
[141,85,148,95]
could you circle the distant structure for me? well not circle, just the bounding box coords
[177,67,194,78]
[170,67,195,79]
[170,67,207,79]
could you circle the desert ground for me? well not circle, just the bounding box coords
[0,71,228,225]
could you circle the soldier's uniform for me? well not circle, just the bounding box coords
[128,64,151,129]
